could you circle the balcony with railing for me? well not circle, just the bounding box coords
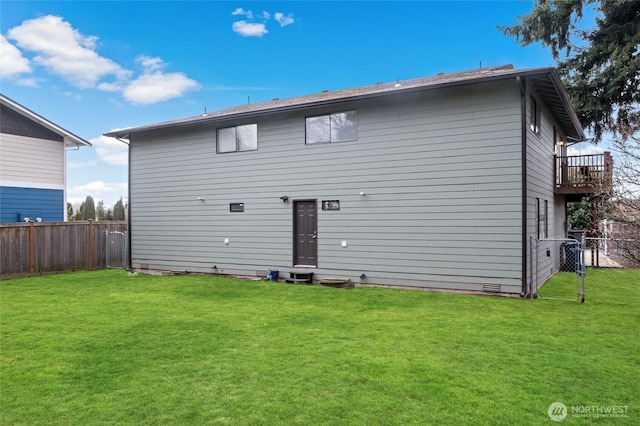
[554,152,613,198]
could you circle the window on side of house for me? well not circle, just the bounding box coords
[306,111,357,144]
[537,198,548,240]
[530,96,540,136]
[217,124,258,153]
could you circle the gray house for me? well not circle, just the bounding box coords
[106,65,612,296]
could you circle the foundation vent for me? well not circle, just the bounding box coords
[483,283,501,293]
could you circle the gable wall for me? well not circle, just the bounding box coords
[129,80,525,292]
[0,104,64,142]
[0,133,65,186]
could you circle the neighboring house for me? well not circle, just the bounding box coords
[106,65,611,295]
[1,94,91,222]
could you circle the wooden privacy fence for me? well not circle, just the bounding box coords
[0,221,127,279]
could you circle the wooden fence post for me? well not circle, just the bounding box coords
[29,221,35,276]
[88,220,93,270]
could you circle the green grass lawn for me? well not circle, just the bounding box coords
[1,269,638,425]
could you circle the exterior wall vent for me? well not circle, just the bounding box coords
[483,283,501,293]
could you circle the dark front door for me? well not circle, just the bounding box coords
[294,200,317,267]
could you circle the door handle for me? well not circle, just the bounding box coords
[311,231,317,239]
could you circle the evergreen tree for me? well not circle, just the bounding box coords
[113,197,126,221]
[67,202,74,220]
[500,0,640,142]
[96,200,106,221]
[75,201,85,221]
[84,196,96,221]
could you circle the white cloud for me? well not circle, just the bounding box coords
[4,15,200,105]
[91,135,128,166]
[230,9,294,37]
[232,8,253,19]
[68,180,128,208]
[232,21,268,37]
[137,55,165,72]
[68,160,98,169]
[123,72,199,104]
[274,12,295,27]
[16,78,39,87]
[118,56,200,104]
[97,81,124,92]
[0,34,31,78]
[6,15,131,88]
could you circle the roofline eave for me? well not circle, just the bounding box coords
[104,67,585,142]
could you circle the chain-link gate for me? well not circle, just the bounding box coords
[531,235,586,303]
[106,230,127,269]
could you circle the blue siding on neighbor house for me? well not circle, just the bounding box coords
[0,186,64,222]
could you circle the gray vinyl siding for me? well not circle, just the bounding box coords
[129,80,524,293]
[525,84,567,289]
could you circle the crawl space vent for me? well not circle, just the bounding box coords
[483,283,501,293]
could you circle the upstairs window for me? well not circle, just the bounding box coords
[530,96,541,136]
[306,111,357,144]
[218,124,257,153]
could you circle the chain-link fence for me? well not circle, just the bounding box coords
[532,236,586,302]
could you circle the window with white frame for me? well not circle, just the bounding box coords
[306,111,357,144]
[217,124,257,153]
[537,198,548,239]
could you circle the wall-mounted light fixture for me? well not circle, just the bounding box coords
[556,139,565,146]
[359,192,366,197]
[196,197,205,201]
[280,195,289,203]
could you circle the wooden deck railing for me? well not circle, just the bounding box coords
[554,152,613,196]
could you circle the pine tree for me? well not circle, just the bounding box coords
[113,197,126,221]
[75,201,85,221]
[97,200,106,221]
[84,196,96,221]
[500,0,640,142]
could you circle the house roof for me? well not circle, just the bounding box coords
[0,94,91,148]
[105,64,585,142]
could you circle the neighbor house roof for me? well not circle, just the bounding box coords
[0,94,91,148]
[105,64,585,142]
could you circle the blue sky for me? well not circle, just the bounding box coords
[1,1,602,208]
